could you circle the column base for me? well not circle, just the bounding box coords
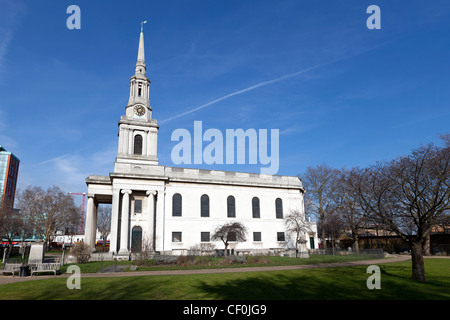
[116,249,130,260]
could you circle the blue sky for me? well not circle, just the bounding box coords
[1,0,449,203]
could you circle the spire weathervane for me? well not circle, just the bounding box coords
[140,20,148,32]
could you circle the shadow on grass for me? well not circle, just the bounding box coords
[195,265,449,300]
[195,268,369,300]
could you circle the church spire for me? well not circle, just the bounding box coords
[136,21,147,70]
[135,21,147,76]
[115,20,159,169]
[128,21,151,113]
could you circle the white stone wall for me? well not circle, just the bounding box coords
[162,181,312,254]
[86,168,318,256]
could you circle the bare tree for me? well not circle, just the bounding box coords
[211,222,247,257]
[359,140,450,281]
[70,242,91,264]
[0,200,28,259]
[17,185,80,249]
[284,209,313,257]
[97,205,111,252]
[133,237,154,266]
[300,164,339,248]
[335,168,367,252]
[322,211,345,248]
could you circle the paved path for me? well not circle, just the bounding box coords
[0,255,417,285]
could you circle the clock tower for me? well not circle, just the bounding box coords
[115,24,159,170]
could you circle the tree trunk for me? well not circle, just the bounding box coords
[353,233,360,254]
[423,234,431,256]
[224,243,228,257]
[411,242,426,282]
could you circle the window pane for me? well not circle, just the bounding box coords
[277,232,285,241]
[227,196,235,218]
[201,232,210,242]
[253,232,261,242]
[275,198,283,219]
[172,193,182,216]
[310,237,315,249]
[134,199,142,213]
[201,194,209,217]
[228,231,237,242]
[252,197,260,218]
[172,232,182,242]
[134,134,143,155]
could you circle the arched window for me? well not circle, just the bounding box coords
[201,194,210,217]
[227,196,236,218]
[252,197,260,218]
[134,134,143,155]
[131,226,142,253]
[172,193,182,217]
[275,198,283,219]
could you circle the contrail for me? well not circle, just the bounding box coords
[159,64,324,124]
[159,48,380,124]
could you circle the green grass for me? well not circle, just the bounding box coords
[0,258,448,300]
[57,253,384,273]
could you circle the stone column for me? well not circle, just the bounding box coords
[123,127,129,156]
[128,129,133,155]
[146,130,152,156]
[109,188,121,254]
[142,130,147,156]
[118,189,132,255]
[146,190,157,250]
[84,194,96,250]
[150,129,158,157]
[118,127,124,156]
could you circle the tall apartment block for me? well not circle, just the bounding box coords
[0,146,20,209]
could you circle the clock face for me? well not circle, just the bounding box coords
[134,105,145,116]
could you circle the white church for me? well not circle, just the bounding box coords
[84,26,317,258]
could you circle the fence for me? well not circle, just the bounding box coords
[308,248,384,263]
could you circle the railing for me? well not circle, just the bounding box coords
[308,248,384,262]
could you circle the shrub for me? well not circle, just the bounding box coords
[225,255,247,264]
[153,255,178,265]
[70,243,91,264]
[133,239,154,266]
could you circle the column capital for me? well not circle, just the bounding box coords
[146,190,157,196]
[121,189,132,195]
[87,193,96,199]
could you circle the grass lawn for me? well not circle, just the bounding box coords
[55,253,385,273]
[0,258,448,300]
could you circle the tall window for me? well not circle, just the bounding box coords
[172,193,182,217]
[227,196,236,218]
[134,134,143,155]
[134,199,142,214]
[131,226,142,252]
[275,198,283,219]
[252,197,260,218]
[201,194,210,217]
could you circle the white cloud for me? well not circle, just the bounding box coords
[20,144,116,194]
[0,0,25,81]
